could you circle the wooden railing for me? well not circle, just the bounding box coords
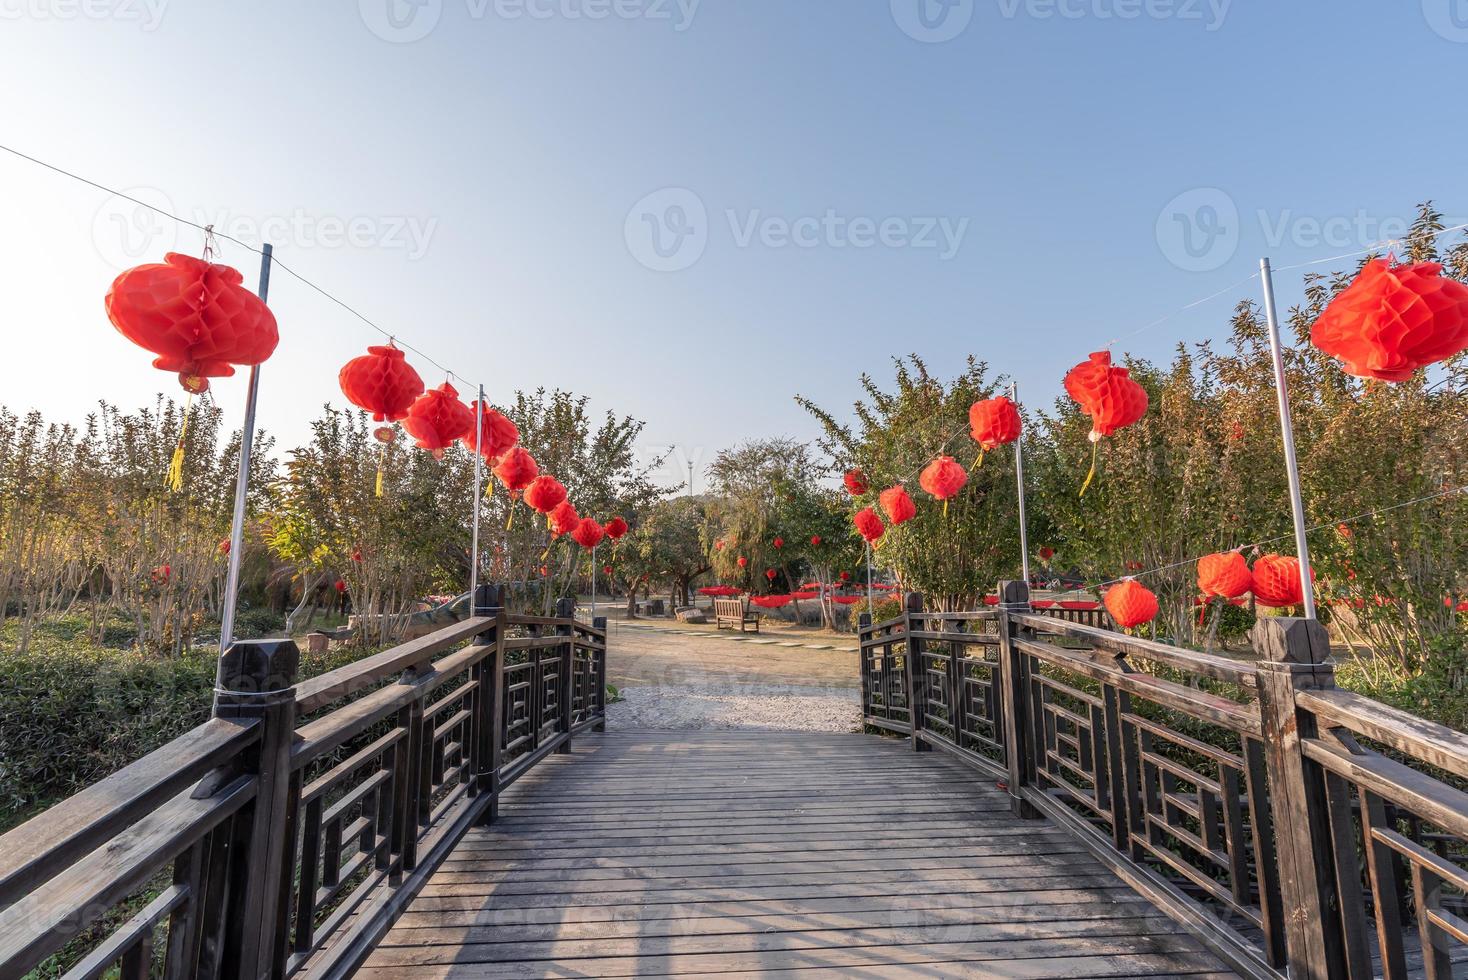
[0,596,607,980]
[860,582,1468,980]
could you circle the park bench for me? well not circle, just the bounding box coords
[713,596,760,632]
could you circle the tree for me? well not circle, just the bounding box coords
[615,496,712,612]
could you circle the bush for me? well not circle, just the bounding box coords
[232,607,287,639]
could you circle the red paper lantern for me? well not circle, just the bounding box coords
[338,343,424,437]
[462,401,519,462]
[333,578,347,593]
[1039,546,1055,560]
[1065,351,1149,439]
[737,555,748,568]
[402,383,474,458]
[493,447,539,494]
[839,571,851,582]
[1310,258,1468,381]
[572,518,605,549]
[549,500,580,536]
[524,475,568,516]
[105,252,278,392]
[773,537,784,549]
[853,507,885,543]
[605,517,629,540]
[1104,579,1158,628]
[602,565,613,575]
[879,485,917,525]
[151,564,171,584]
[765,568,777,581]
[810,535,821,546]
[1198,551,1253,599]
[218,538,230,555]
[919,456,967,511]
[969,396,1022,451]
[715,539,725,550]
[1252,554,1314,608]
[843,469,869,495]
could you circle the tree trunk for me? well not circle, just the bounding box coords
[285,573,322,635]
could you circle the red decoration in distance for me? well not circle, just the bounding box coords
[843,469,869,495]
[1198,551,1253,599]
[603,565,613,575]
[750,594,792,609]
[218,539,230,555]
[879,486,917,525]
[1310,258,1468,381]
[765,568,777,581]
[1252,554,1314,608]
[854,507,885,543]
[810,535,821,546]
[402,383,474,458]
[1104,579,1158,628]
[493,447,539,495]
[1065,351,1149,438]
[604,517,629,540]
[737,556,748,568]
[462,402,519,462]
[839,571,851,582]
[773,537,784,549]
[571,517,605,549]
[1039,546,1055,560]
[919,456,967,502]
[338,344,424,431]
[969,396,1022,451]
[524,475,567,516]
[105,252,279,392]
[333,579,347,593]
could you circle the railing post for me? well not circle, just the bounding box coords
[1252,616,1347,980]
[213,638,299,980]
[592,615,608,731]
[995,580,1039,818]
[903,592,930,752]
[858,612,873,725]
[555,597,575,752]
[472,589,503,803]
[477,609,508,825]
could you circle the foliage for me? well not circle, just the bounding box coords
[613,495,712,610]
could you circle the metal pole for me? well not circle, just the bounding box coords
[470,386,483,614]
[218,243,273,661]
[590,543,597,619]
[1011,382,1031,589]
[866,541,874,615]
[687,460,694,498]
[1259,258,1317,620]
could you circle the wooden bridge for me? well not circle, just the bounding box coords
[2,587,1466,979]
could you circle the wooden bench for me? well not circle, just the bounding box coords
[713,597,760,633]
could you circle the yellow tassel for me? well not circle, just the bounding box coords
[375,443,386,498]
[485,478,495,499]
[375,467,384,498]
[547,513,554,530]
[540,541,553,561]
[970,449,985,472]
[165,394,192,492]
[506,501,516,531]
[943,499,949,518]
[1079,440,1099,498]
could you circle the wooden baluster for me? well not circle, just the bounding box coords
[470,589,501,802]
[903,592,929,752]
[995,580,1038,818]
[212,638,299,980]
[858,612,873,724]
[592,615,608,731]
[480,609,509,825]
[1252,616,1350,980]
[555,597,576,751]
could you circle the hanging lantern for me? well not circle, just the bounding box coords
[1104,579,1158,629]
[1064,351,1149,496]
[572,517,605,550]
[810,535,821,546]
[968,395,1021,468]
[765,568,778,582]
[773,537,784,549]
[105,252,279,393]
[351,549,363,563]
[1310,258,1468,381]
[1251,554,1314,608]
[603,565,613,576]
[853,507,885,543]
[494,447,538,494]
[1039,546,1055,560]
[338,343,424,441]
[1197,551,1253,599]
[333,578,347,593]
[402,383,474,459]
[839,571,851,582]
[549,500,580,537]
[918,456,967,515]
[843,469,869,495]
[524,475,568,521]
[879,486,916,526]
[462,401,519,464]
[605,517,629,540]
[737,555,749,568]
[217,538,230,555]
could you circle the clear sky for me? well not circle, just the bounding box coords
[2,1,1464,489]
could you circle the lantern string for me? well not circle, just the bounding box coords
[1268,222,1468,274]
[1042,483,1466,601]
[0,142,483,395]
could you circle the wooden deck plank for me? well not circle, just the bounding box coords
[356,731,1238,979]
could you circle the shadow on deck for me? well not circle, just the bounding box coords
[358,730,1237,979]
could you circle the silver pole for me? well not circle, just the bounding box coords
[1011,382,1031,589]
[218,243,272,660]
[1259,258,1317,620]
[865,541,874,615]
[470,386,483,615]
[687,460,694,498]
[590,543,597,619]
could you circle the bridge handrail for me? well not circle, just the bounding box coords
[0,598,608,980]
[859,582,1468,980]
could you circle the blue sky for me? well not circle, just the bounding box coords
[2,1,1464,488]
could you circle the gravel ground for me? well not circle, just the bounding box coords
[606,683,862,733]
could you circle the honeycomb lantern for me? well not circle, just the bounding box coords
[879,485,917,526]
[338,343,424,440]
[1310,258,1468,381]
[402,383,474,458]
[1104,579,1158,629]
[1197,551,1253,599]
[1251,554,1314,608]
